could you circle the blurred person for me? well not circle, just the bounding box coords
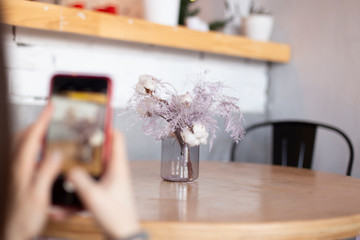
[0,16,146,240]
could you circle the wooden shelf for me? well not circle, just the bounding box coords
[1,0,291,63]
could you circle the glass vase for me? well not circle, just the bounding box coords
[161,136,199,182]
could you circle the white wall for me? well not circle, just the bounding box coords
[4,23,268,161]
[256,0,360,177]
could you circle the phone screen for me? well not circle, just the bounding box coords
[46,75,111,207]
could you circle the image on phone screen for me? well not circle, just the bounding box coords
[46,75,111,207]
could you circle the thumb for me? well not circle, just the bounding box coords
[33,151,62,195]
[67,168,100,208]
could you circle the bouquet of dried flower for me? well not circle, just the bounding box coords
[125,74,245,181]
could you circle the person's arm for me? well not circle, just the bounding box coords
[6,104,62,240]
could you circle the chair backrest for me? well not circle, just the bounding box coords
[231,121,354,176]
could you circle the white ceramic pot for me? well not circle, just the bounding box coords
[243,14,274,41]
[186,16,209,32]
[143,0,180,26]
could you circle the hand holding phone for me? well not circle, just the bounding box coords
[44,74,113,207]
[67,131,142,239]
[8,106,141,240]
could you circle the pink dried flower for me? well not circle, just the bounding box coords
[124,74,245,148]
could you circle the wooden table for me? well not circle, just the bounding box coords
[43,161,360,240]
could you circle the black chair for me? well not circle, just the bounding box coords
[231,121,354,176]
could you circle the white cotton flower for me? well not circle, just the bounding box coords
[180,92,192,105]
[193,122,209,139]
[199,136,208,145]
[180,128,200,147]
[136,75,158,94]
[180,123,209,147]
[141,75,158,91]
[193,122,209,145]
[135,82,146,94]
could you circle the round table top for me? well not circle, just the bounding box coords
[44,161,360,240]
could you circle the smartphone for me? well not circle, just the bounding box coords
[45,74,113,208]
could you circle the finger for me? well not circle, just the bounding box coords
[11,127,31,153]
[28,103,54,143]
[15,104,54,185]
[33,151,62,196]
[67,168,100,209]
[10,128,31,167]
[104,130,130,182]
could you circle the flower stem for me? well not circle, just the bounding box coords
[174,129,194,181]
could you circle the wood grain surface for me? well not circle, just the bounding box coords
[1,0,291,63]
[43,161,360,240]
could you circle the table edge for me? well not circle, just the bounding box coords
[43,214,360,240]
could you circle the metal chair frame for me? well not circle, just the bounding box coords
[231,121,354,176]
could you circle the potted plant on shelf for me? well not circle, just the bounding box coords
[124,74,245,182]
[178,0,200,26]
[179,0,209,32]
[243,1,274,41]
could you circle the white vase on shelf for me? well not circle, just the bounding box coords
[243,14,274,41]
[186,16,209,32]
[143,0,180,26]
